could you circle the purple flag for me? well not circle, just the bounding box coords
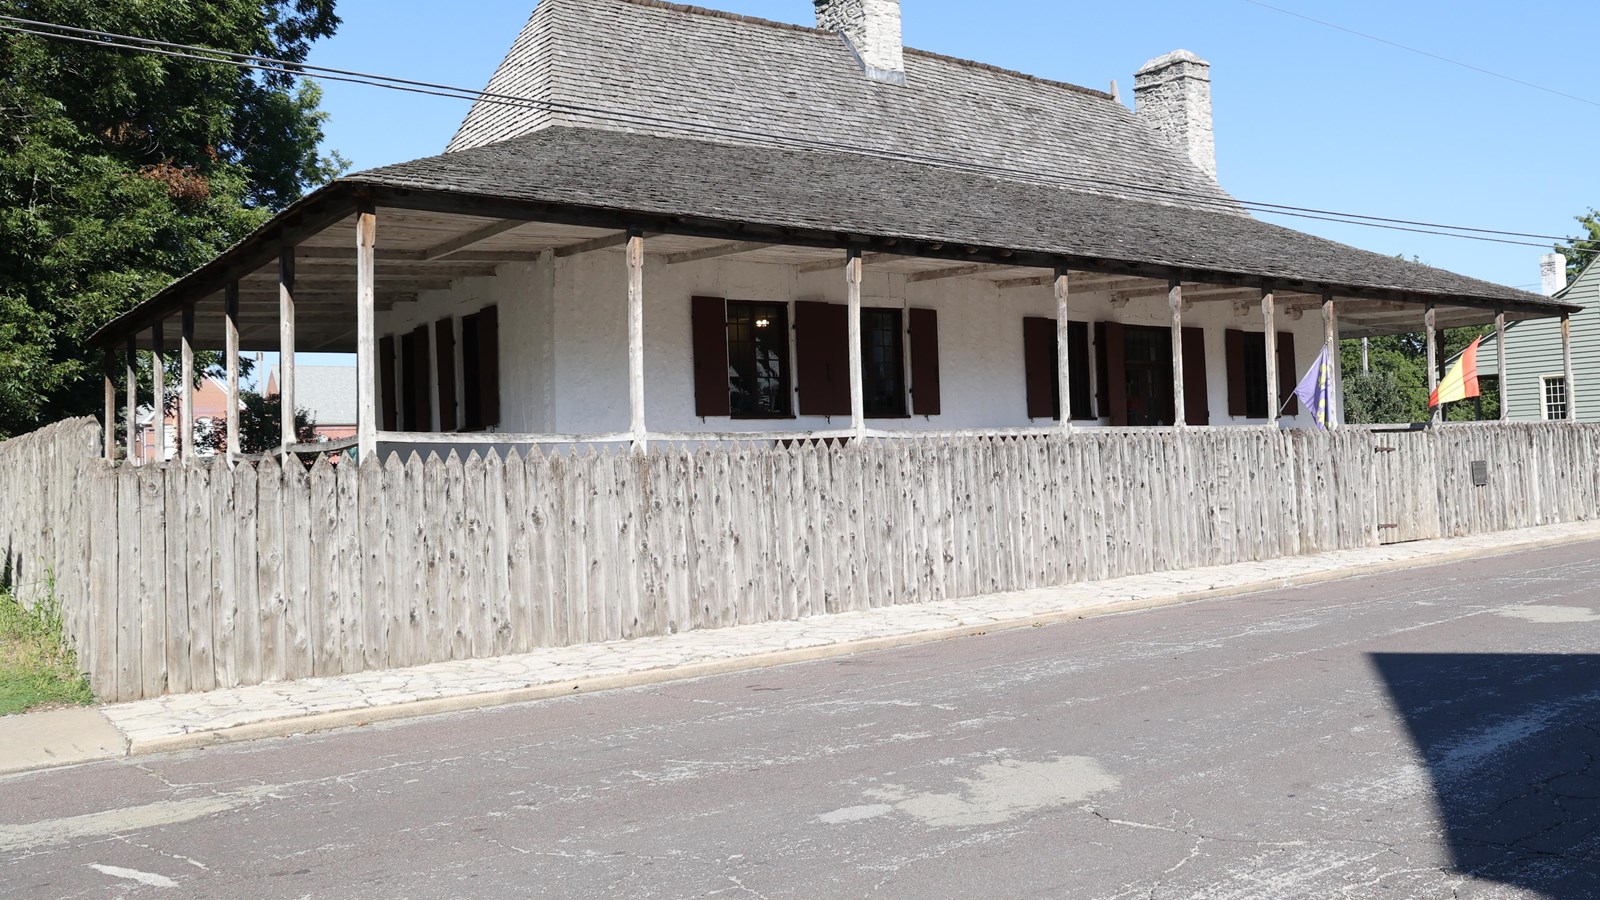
[1293,345,1333,429]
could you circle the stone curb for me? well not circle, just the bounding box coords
[114,523,1600,760]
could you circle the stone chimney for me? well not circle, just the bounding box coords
[815,0,904,84]
[1134,50,1216,181]
[1541,253,1569,296]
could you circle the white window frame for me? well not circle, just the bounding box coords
[1541,374,1569,421]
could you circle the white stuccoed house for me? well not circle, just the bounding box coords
[92,0,1573,457]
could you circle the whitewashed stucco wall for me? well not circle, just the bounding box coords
[376,250,1327,436]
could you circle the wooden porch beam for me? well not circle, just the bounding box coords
[356,201,378,459]
[628,232,646,449]
[240,274,456,292]
[293,247,542,263]
[421,219,525,261]
[661,241,774,265]
[997,274,1053,290]
[1495,309,1508,422]
[124,336,137,464]
[279,248,296,457]
[1563,313,1576,420]
[1169,279,1185,428]
[1425,304,1439,425]
[553,231,635,258]
[180,303,196,460]
[847,250,865,439]
[1323,290,1341,428]
[1263,289,1279,427]
[1055,269,1071,434]
[796,252,894,275]
[225,283,240,461]
[286,261,501,277]
[905,263,1022,283]
[102,349,116,460]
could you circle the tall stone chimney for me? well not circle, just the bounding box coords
[1541,253,1569,296]
[1134,50,1216,181]
[815,0,904,84]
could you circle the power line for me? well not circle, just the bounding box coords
[1238,0,1600,110]
[3,14,1596,256]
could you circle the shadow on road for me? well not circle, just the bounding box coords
[1372,653,1600,898]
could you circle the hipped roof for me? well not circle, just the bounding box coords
[91,125,1573,347]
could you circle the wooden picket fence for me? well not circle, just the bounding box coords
[4,417,1600,702]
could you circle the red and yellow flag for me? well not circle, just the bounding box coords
[1430,336,1482,408]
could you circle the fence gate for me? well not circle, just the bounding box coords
[1371,428,1441,544]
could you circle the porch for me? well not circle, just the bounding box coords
[89,129,1579,461]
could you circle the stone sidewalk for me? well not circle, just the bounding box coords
[7,519,1600,773]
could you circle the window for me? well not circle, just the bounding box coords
[693,299,938,420]
[1225,329,1298,421]
[1543,376,1568,420]
[862,307,906,418]
[1022,318,1092,420]
[726,300,792,418]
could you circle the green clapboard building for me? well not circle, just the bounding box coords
[1476,253,1599,421]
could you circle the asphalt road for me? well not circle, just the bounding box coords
[4,542,1600,899]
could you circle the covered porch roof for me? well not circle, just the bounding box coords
[92,126,1578,351]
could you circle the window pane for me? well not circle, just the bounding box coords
[727,301,790,418]
[1545,377,1567,420]
[863,308,906,418]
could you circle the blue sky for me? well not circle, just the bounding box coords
[302,0,1594,300]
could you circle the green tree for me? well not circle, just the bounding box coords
[201,391,314,456]
[1554,208,1599,283]
[1338,326,1498,424]
[0,1,345,438]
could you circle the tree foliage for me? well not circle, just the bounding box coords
[201,391,315,456]
[1339,327,1498,425]
[0,0,344,438]
[1555,208,1599,284]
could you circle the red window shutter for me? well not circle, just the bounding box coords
[908,307,941,416]
[408,324,432,430]
[1022,316,1057,420]
[1103,322,1128,426]
[435,319,457,431]
[795,301,850,416]
[478,305,500,429]
[1277,331,1299,416]
[691,296,730,417]
[1182,326,1208,426]
[1225,329,1247,418]
[379,335,397,431]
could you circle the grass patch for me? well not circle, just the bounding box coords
[0,580,94,716]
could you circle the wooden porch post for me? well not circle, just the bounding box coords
[846,249,866,439]
[1169,278,1185,428]
[1054,267,1071,432]
[627,230,647,450]
[1425,304,1439,425]
[180,303,195,460]
[1322,290,1340,428]
[1262,288,1278,427]
[151,318,166,462]
[103,349,116,460]
[279,248,296,457]
[225,282,241,461]
[355,200,379,460]
[124,336,138,464]
[1562,312,1576,420]
[1495,308,1508,422]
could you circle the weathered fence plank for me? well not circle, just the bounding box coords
[11,419,1600,703]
